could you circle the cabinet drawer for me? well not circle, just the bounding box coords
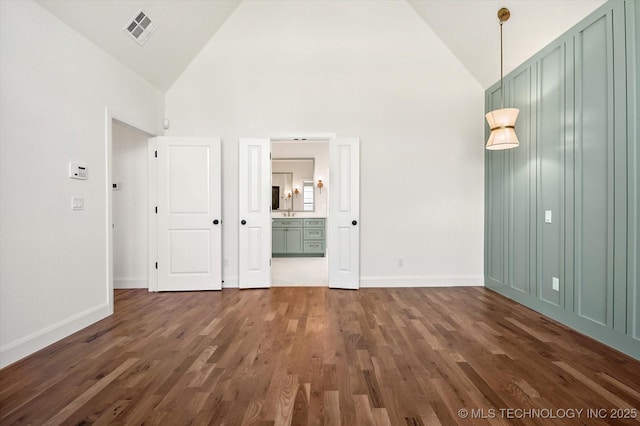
[304,241,325,253]
[303,218,325,227]
[272,219,303,228]
[304,228,324,240]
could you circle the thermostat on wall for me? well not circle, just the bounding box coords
[69,162,88,180]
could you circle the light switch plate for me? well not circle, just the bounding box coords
[552,277,559,291]
[71,196,84,211]
[545,210,552,224]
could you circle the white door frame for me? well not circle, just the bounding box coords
[105,107,157,313]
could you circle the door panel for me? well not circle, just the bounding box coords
[156,137,221,291]
[239,138,271,288]
[286,228,303,253]
[169,230,211,273]
[329,137,360,289]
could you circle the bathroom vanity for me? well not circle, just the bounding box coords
[272,218,325,257]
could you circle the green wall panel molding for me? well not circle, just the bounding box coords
[508,66,536,296]
[537,43,565,309]
[626,0,640,342]
[485,86,508,288]
[574,9,615,328]
[484,0,639,359]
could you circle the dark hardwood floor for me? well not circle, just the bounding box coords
[1,287,639,425]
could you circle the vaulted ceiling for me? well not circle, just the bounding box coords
[37,0,606,92]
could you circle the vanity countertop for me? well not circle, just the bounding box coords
[272,213,326,219]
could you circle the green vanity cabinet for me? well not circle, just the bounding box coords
[303,218,325,255]
[272,219,303,255]
[272,218,325,257]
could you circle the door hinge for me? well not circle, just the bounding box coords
[154,150,157,158]
[155,262,158,269]
[269,259,272,266]
[155,206,158,214]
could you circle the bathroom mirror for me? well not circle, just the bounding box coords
[272,158,314,211]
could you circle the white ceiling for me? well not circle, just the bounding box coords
[408,0,606,88]
[36,0,606,92]
[36,0,241,92]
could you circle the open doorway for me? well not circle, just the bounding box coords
[112,120,152,290]
[239,136,359,290]
[271,140,329,286]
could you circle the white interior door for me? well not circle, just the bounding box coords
[155,137,222,291]
[238,138,272,289]
[329,137,360,289]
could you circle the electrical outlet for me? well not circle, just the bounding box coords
[552,277,559,291]
[545,210,552,224]
[397,259,403,267]
[224,259,229,267]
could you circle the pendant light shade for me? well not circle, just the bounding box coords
[485,107,520,150]
[486,8,519,150]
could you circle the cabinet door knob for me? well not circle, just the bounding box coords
[241,220,247,225]
[213,219,220,225]
[352,220,358,226]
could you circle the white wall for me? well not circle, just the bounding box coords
[112,122,149,289]
[272,142,329,216]
[0,0,164,368]
[165,0,485,288]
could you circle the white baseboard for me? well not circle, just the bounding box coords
[272,282,328,287]
[222,276,483,289]
[360,275,484,288]
[0,302,111,369]
[114,277,148,289]
[222,276,239,288]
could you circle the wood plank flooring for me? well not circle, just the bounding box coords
[1,287,639,425]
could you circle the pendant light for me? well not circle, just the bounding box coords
[485,7,519,150]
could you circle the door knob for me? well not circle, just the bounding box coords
[352,220,358,226]
[213,219,219,225]
[241,220,247,225]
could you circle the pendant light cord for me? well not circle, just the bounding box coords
[500,20,504,109]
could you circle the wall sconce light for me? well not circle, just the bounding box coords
[317,180,324,193]
[287,192,292,199]
[485,7,519,150]
[294,188,299,197]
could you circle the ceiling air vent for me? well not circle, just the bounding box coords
[123,9,157,46]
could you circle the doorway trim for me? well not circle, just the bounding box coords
[270,132,336,142]
[105,107,157,313]
[239,132,361,289]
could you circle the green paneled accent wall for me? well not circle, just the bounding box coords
[484,0,640,359]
